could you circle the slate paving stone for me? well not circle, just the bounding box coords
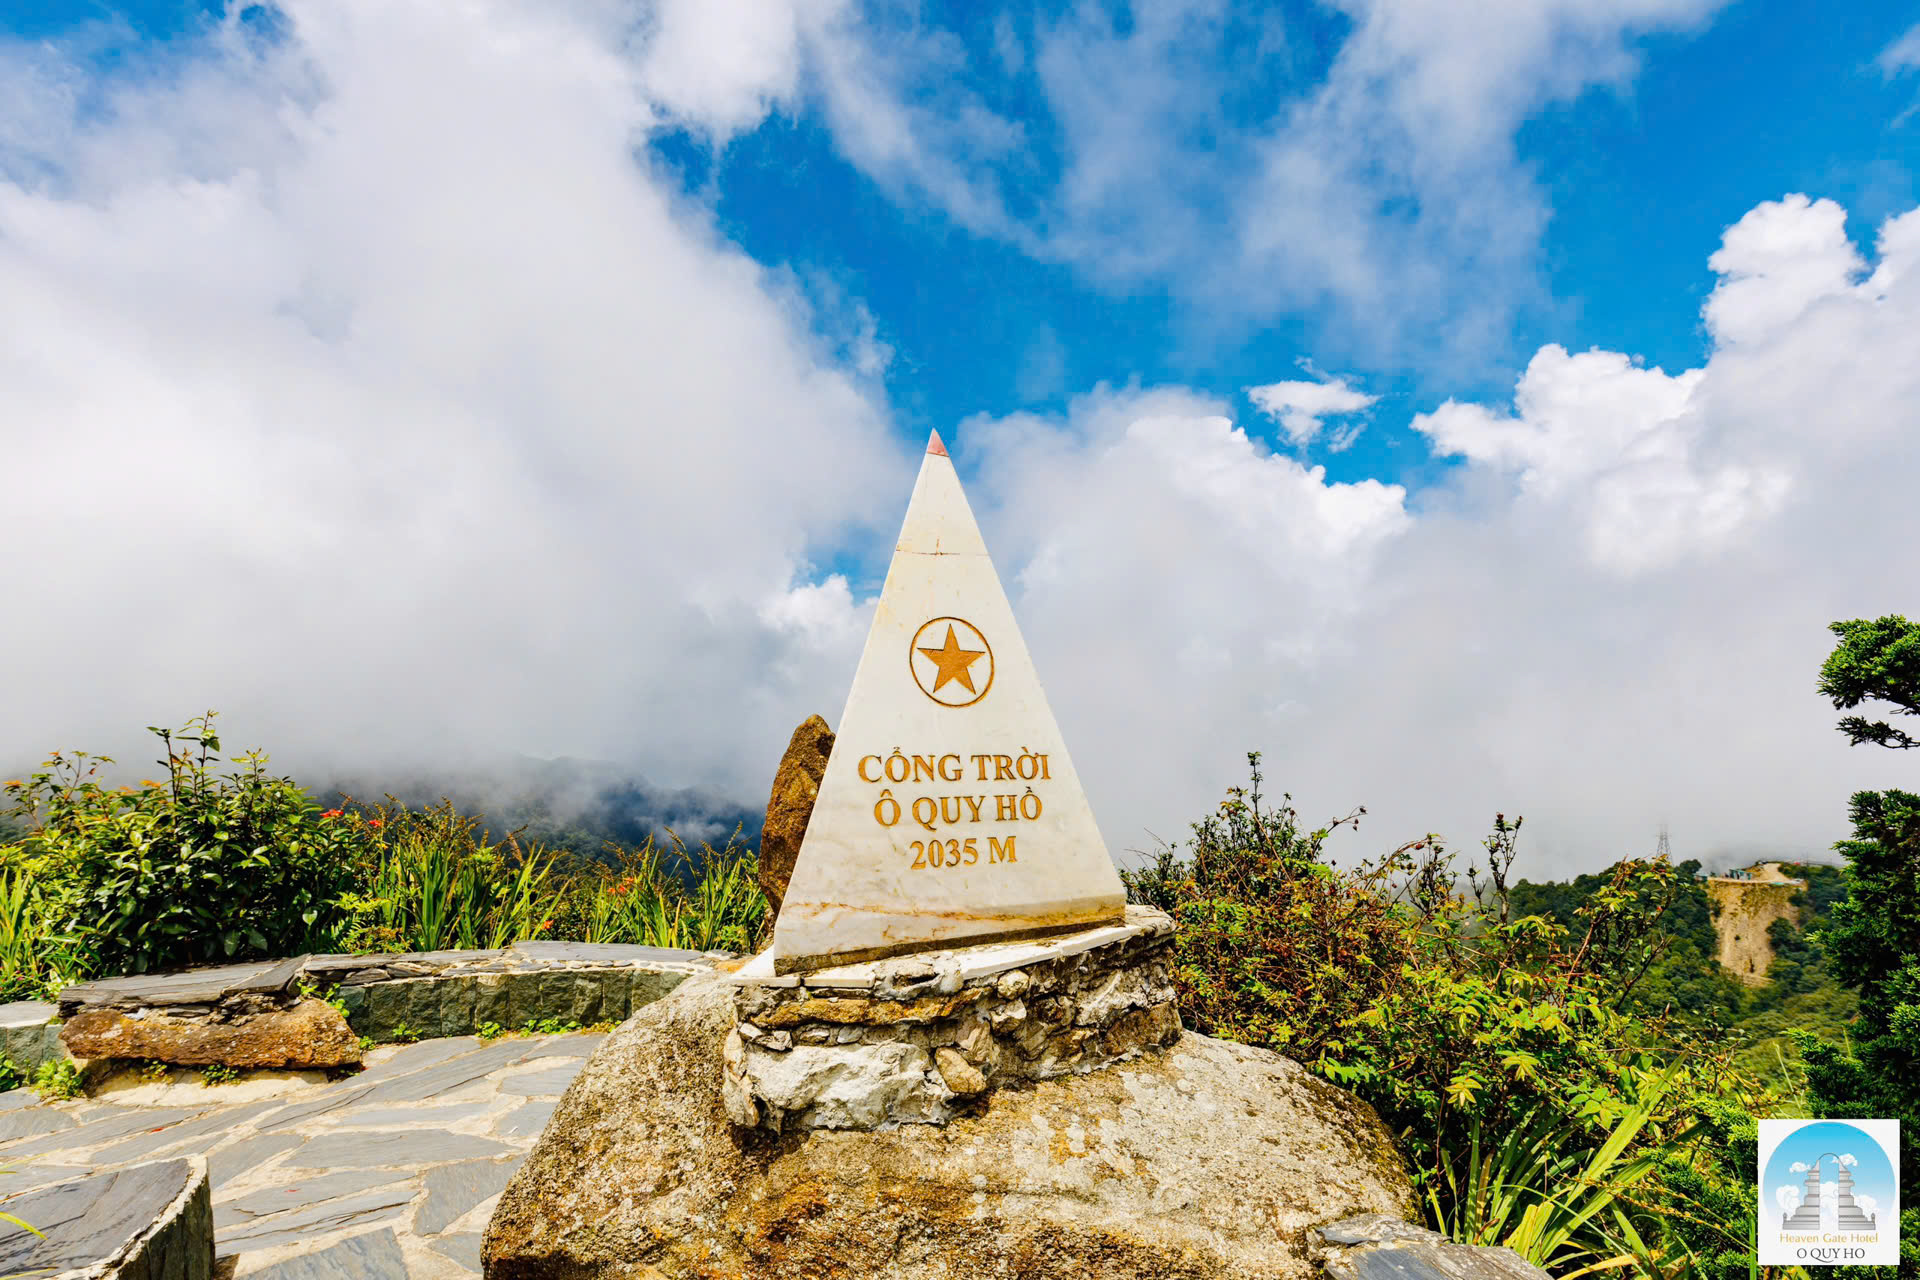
[286,1129,512,1169]
[216,1184,417,1248]
[352,1038,482,1084]
[0,1163,89,1192]
[239,1225,411,1279]
[336,1103,490,1128]
[218,1169,415,1225]
[518,1034,604,1061]
[208,1132,304,1188]
[0,1105,204,1158]
[0,1158,192,1275]
[0,1090,38,1113]
[494,1099,555,1138]
[430,1231,483,1272]
[0,1106,75,1144]
[355,1040,535,1105]
[498,1064,580,1097]
[259,1085,373,1131]
[94,1099,279,1166]
[415,1157,519,1235]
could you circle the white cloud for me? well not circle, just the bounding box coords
[1878,22,1920,76]
[626,0,1731,369]
[634,0,807,141]
[0,0,907,789]
[949,193,1920,873]
[1248,372,1379,449]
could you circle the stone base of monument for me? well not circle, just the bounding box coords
[721,904,1179,1131]
[483,954,1428,1280]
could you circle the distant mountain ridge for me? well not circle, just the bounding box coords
[319,754,764,862]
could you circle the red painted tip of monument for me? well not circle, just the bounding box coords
[926,430,948,457]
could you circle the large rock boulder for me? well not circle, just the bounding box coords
[484,972,1416,1279]
[757,714,834,916]
[60,997,363,1069]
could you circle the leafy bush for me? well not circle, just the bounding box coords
[334,799,566,953]
[574,834,765,953]
[1128,753,1752,1275]
[0,862,84,1001]
[30,1060,79,1100]
[3,715,369,975]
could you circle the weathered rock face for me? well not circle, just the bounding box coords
[60,998,363,1069]
[484,972,1416,1280]
[758,714,834,917]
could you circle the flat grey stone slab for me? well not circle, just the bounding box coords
[259,1085,374,1131]
[0,1157,193,1274]
[519,1034,605,1060]
[244,1225,410,1279]
[506,940,722,966]
[243,1226,411,1279]
[416,1157,518,1234]
[0,1001,53,1028]
[338,1103,491,1128]
[494,1099,556,1138]
[217,1183,416,1247]
[355,1040,535,1105]
[0,1089,37,1113]
[60,957,303,1010]
[0,1162,89,1192]
[432,1231,483,1272]
[353,1037,484,1083]
[95,1099,279,1166]
[285,1129,512,1169]
[0,1106,74,1144]
[1,1105,206,1158]
[209,1133,304,1188]
[498,1063,580,1097]
[219,1168,414,1223]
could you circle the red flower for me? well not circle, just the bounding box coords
[320,808,343,819]
[366,818,383,829]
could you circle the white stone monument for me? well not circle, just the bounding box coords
[770,429,1127,975]
[723,430,1176,1133]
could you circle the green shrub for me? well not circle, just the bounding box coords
[0,861,84,1000]
[575,834,765,953]
[1130,753,1751,1275]
[334,800,567,954]
[475,1021,505,1041]
[3,715,370,975]
[200,1063,238,1085]
[30,1059,79,1100]
[0,1055,21,1094]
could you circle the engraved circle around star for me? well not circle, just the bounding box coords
[909,616,995,707]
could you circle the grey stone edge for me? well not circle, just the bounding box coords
[22,944,730,1071]
[1310,1214,1553,1280]
[54,1156,214,1280]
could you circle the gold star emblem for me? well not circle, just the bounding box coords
[916,624,986,695]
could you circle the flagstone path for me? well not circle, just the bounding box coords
[0,1032,608,1278]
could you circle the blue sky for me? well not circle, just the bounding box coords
[3,1,1918,871]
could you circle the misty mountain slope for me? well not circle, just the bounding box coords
[319,754,764,862]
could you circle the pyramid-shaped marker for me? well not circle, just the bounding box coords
[772,430,1127,973]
